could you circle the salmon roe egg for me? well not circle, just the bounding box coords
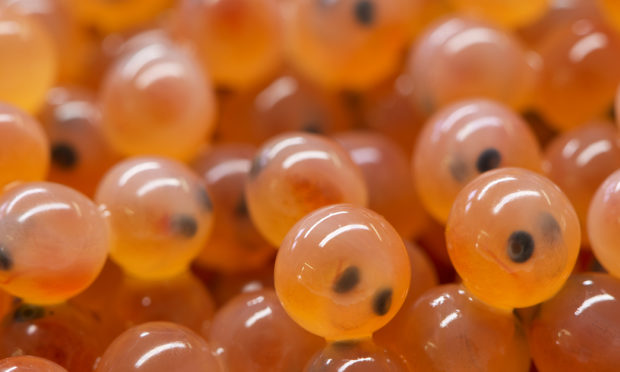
[413,99,542,223]
[191,144,276,272]
[38,86,120,198]
[408,16,536,114]
[335,131,426,239]
[285,0,412,90]
[0,356,67,372]
[0,102,49,193]
[275,204,410,341]
[446,167,580,309]
[0,182,109,305]
[543,120,620,246]
[95,322,222,372]
[100,33,216,161]
[387,284,531,372]
[207,289,324,371]
[172,0,283,90]
[0,9,57,113]
[534,18,620,130]
[529,273,620,372]
[304,339,408,372]
[245,132,367,247]
[95,157,214,280]
[587,169,620,278]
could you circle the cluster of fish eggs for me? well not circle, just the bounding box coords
[0,0,620,371]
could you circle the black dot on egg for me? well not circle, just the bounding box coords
[354,0,375,26]
[249,152,268,180]
[507,230,534,263]
[51,142,78,169]
[372,288,392,316]
[476,148,501,173]
[0,245,12,271]
[170,214,199,238]
[539,212,561,244]
[332,266,360,294]
[13,304,45,322]
[449,157,469,183]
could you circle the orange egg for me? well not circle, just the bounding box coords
[305,339,408,371]
[285,0,412,90]
[215,73,353,145]
[191,144,276,272]
[0,182,109,305]
[534,18,620,130]
[173,0,283,90]
[529,273,620,371]
[100,33,216,161]
[0,102,49,193]
[413,99,542,223]
[114,272,216,335]
[543,120,620,246]
[0,356,67,372]
[387,284,531,372]
[1,0,92,85]
[275,204,410,341]
[335,131,426,239]
[587,169,620,278]
[408,16,536,114]
[208,289,324,370]
[446,168,580,309]
[0,301,107,371]
[245,132,367,246]
[39,86,121,198]
[96,157,214,279]
[360,74,427,155]
[374,242,439,350]
[0,9,57,113]
[96,322,222,372]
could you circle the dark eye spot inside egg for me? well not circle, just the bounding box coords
[507,230,534,263]
[51,142,79,169]
[0,244,12,271]
[13,304,45,322]
[372,288,393,316]
[476,148,501,173]
[449,157,469,183]
[169,214,199,238]
[354,0,375,26]
[249,152,268,180]
[332,266,360,293]
[539,212,561,244]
